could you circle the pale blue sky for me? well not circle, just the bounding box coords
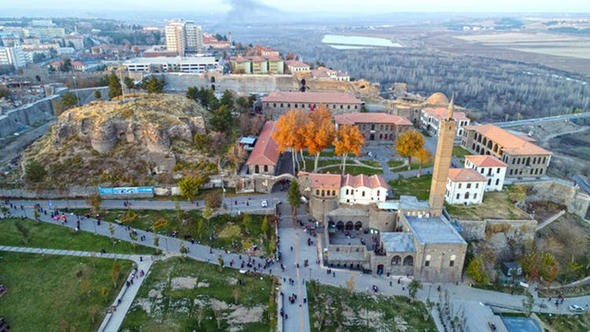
[6,0,590,13]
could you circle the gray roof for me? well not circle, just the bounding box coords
[381,232,416,253]
[327,206,369,217]
[405,216,466,245]
[399,195,430,210]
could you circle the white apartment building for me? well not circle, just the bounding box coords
[185,22,203,52]
[340,174,388,205]
[421,107,470,137]
[123,56,222,73]
[165,20,203,56]
[445,168,486,205]
[464,155,507,191]
[165,21,186,56]
[0,47,27,69]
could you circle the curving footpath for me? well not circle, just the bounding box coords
[3,199,590,332]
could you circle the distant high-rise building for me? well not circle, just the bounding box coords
[429,97,457,215]
[165,21,186,56]
[165,20,203,56]
[184,21,203,53]
[0,47,27,69]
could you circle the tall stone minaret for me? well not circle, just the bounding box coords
[428,96,457,216]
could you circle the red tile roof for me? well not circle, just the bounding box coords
[262,91,361,105]
[423,108,467,121]
[285,60,310,68]
[465,155,507,168]
[246,121,280,166]
[335,112,412,126]
[298,172,342,189]
[464,124,550,155]
[448,168,487,182]
[341,174,388,189]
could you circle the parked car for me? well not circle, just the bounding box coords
[568,304,585,312]
[372,285,379,293]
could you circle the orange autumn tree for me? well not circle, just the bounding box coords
[413,147,431,178]
[395,129,425,170]
[273,109,309,171]
[305,105,335,172]
[334,124,365,175]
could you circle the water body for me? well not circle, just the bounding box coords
[502,316,542,332]
[322,34,403,49]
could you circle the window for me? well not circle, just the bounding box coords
[332,190,336,196]
[280,103,283,107]
[497,168,500,173]
[467,183,471,189]
[475,183,479,189]
[321,190,325,197]
[273,103,276,107]
[458,183,462,189]
[425,255,431,267]
[450,255,456,267]
[496,178,500,185]
[456,193,460,199]
[464,192,470,199]
[287,103,290,108]
[264,165,268,172]
[362,191,365,197]
[346,189,349,195]
[488,179,491,185]
[376,190,380,196]
[316,189,319,195]
[474,193,477,199]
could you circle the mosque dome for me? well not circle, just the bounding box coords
[426,92,449,105]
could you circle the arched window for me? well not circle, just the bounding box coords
[403,256,414,266]
[392,256,401,265]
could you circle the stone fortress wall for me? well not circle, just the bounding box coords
[0,86,108,139]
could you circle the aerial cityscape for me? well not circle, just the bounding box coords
[0,0,589,331]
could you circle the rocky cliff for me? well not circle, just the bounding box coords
[24,93,209,185]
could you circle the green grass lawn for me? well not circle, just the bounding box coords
[387,160,405,168]
[389,175,432,200]
[0,218,152,254]
[0,252,132,331]
[69,209,275,255]
[320,165,383,176]
[121,257,278,332]
[356,160,382,168]
[302,158,342,172]
[537,312,590,332]
[452,146,472,159]
[306,281,436,332]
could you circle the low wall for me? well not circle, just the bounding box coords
[524,180,590,220]
[456,218,537,241]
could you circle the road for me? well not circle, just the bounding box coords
[4,198,590,332]
[494,112,590,128]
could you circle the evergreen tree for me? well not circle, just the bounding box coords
[108,73,122,99]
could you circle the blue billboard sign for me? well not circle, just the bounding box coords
[98,186,154,195]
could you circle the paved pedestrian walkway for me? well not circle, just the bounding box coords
[4,199,590,332]
[0,245,153,332]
